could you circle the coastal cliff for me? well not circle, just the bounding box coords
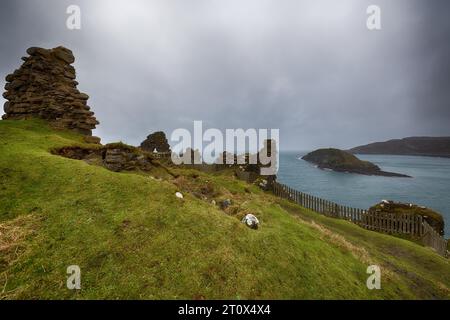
[349,137,450,158]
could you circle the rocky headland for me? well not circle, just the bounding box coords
[349,136,450,158]
[302,148,411,177]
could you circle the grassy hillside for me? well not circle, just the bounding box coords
[0,119,449,299]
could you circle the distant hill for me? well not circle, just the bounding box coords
[302,148,410,177]
[349,137,450,158]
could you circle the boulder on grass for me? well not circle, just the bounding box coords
[242,214,259,230]
[220,199,232,210]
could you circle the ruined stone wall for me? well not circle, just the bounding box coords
[140,131,171,153]
[53,144,157,172]
[2,46,98,135]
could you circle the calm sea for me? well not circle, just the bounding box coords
[278,151,450,237]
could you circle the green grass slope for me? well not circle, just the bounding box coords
[0,119,449,299]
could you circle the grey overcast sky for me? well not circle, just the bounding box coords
[0,0,449,150]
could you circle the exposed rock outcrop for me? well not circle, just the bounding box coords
[220,199,232,210]
[140,131,171,153]
[103,147,153,172]
[53,143,158,172]
[219,139,278,186]
[2,46,99,135]
[369,200,445,236]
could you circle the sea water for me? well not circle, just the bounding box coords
[277,152,450,237]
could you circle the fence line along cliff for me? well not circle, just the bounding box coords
[272,182,448,257]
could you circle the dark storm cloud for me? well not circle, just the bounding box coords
[0,0,449,150]
[411,0,450,133]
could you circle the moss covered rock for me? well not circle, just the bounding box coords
[369,201,445,236]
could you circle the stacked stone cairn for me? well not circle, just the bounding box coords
[2,46,99,136]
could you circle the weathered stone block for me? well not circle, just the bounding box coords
[2,46,99,136]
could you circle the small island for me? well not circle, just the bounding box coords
[302,148,411,177]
